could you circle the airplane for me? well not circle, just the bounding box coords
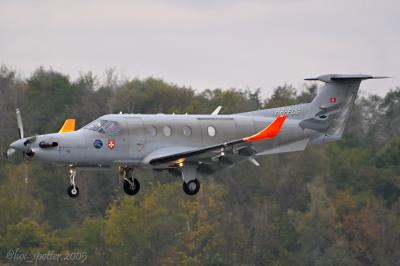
[5,74,387,197]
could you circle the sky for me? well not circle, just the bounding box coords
[1,0,399,97]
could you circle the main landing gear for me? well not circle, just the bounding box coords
[67,168,79,198]
[183,179,200,195]
[181,163,200,196]
[120,167,140,196]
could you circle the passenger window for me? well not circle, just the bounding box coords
[207,126,216,137]
[182,126,192,136]
[163,126,172,136]
[146,125,157,136]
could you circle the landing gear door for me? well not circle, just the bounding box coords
[126,118,145,161]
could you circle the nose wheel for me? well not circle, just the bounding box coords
[120,167,140,196]
[67,168,79,198]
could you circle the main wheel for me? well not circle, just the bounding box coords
[123,177,140,196]
[67,185,79,198]
[183,179,200,196]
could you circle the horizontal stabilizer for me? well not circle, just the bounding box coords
[305,74,390,83]
[59,119,76,133]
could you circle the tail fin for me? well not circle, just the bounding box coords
[301,74,388,143]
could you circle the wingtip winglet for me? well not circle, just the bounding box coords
[59,119,76,133]
[243,115,287,142]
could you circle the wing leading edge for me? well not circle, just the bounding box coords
[149,115,287,166]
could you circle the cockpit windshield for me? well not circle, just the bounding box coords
[83,120,121,135]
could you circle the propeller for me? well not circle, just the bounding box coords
[23,136,36,157]
[5,108,36,159]
[5,108,34,184]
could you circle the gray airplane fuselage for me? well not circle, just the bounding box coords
[16,113,311,169]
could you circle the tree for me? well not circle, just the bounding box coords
[24,67,79,134]
[289,176,359,266]
[0,164,43,235]
[264,84,298,108]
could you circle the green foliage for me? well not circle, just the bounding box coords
[1,219,49,252]
[24,68,80,134]
[0,65,399,265]
[114,78,197,114]
[0,165,43,235]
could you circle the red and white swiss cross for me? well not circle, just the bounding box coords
[330,97,336,103]
[108,139,116,149]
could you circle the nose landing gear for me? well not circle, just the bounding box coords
[120,167,140,196]
[67,168,79,198]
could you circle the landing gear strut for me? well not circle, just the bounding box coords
[120,167,140,196]
[181,163,200,196]
[67,168,79,198]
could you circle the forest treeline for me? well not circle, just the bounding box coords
[0,65,399,265]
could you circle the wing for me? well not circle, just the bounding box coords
[148,115,287,169]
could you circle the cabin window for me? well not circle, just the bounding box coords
[163,126,172,136]
[146,125,157,136]
[207,126,216,137]
[182,126,192,136]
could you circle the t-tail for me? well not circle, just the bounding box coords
[240,74,388,145]
[301,74,388,144]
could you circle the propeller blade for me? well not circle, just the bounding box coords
[16,108,24,139]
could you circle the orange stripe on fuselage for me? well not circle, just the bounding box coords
[243,115,287,142]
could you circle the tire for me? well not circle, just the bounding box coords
[123,177,140,196]
[183,179,200,196]
[67,185,79,198]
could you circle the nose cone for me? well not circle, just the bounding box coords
[10,139,25,151]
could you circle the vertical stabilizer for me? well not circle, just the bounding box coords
[301,74,387,143]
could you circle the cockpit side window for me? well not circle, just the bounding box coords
[83,120,121,135]
[84,120,107,131]
[100,121,121,135]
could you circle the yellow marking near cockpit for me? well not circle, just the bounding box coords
[59,119,76,133]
